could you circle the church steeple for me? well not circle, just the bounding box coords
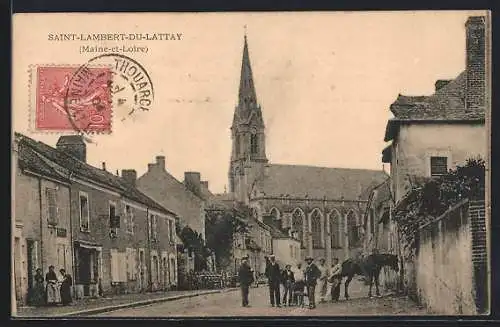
[238,34,257,110]
[229,31,268,201]
[232,33,264,127]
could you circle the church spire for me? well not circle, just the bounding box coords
[237,32,259,118]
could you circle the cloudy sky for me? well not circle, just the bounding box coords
[13,11,485,193]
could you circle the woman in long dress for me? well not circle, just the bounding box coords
[59,269,73,305]
[45,265,60,305]
[30,268,45,306]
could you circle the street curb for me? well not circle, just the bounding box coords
[61,288,239,317]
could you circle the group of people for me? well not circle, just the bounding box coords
[238,254,343,309]
[29,265,73,307]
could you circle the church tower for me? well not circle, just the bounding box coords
[229,33,268,203]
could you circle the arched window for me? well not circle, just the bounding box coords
[291,209,305,248]
[330,210,341,248]
[235,134,241,155]
[250,134,258,154]
[311,209,322,248]
[347,210,361,248]
[270,207,280,221]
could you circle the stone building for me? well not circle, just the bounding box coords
[225,34,388,266]
[135,157,206,241]
[380,15,488,309]
[13,134,179,302]
[383,16,487,204]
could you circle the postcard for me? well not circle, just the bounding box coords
[11,11,491,318]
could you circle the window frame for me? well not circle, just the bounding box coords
[109,201,118,238]
[430,156,449,177]
[46,187,59,226]
[79,191,90,232]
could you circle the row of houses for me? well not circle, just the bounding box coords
[362,15,489,314]
[12,133,210,305]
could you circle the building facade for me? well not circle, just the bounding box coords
[379,15,488,298]
[136,156,206,241]
[13,134,179,302]
[224,34,388,266]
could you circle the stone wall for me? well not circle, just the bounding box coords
[416,199,487,315]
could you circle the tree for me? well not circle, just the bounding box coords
[205,204,250,271]
[177,224,210,271]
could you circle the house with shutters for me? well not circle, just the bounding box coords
[13,133,179,303]
[383,16,487,205]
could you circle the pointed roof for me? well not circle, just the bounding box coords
[233,33,264,127]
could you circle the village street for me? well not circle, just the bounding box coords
[95,280,425,317]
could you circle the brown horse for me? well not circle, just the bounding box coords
[340,253,399,300]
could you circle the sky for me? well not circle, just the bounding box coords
[13,11,486,193]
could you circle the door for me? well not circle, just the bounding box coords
[169,258,176,285]
[138,250,145,290]
[14,237,22,303]
[78,248,91,296]
[162,257,167,289]
[26,240,36,291]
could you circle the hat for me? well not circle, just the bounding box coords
[241,255,249,260]
[305,256,313,261]
[319,257,325,262]
[269,254,275,259]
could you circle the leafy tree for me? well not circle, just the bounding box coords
[205,204,250,271]
[177,224,210,271]
[394,157,486,253]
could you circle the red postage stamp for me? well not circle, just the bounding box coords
[34,66,113,133]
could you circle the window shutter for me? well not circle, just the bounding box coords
[110,249,119,282]
[430,156,448,176]
[120,252,127,282]
[46,188,58,225]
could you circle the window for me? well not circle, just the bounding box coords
[150,214,158,242]
[292,209,305,248]
[250,134,258,154]
[430,156,448,177]
[330,212,340,248]
[125,248,137,280]
[79,193,90,232]
[235,135,241,155]
[109,202,119,238]
[125,205,134,234]
[311,210,322,248]
[168,220,174,243]
[46,188,58,226]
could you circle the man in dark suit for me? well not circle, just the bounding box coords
[304,256,321,309]
[238,255,254,307]
[281,264,295,306]
[265,254,281,307]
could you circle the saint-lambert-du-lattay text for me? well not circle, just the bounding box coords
[48,33,183,41]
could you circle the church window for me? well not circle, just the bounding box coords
[250,134,258,154]
[292,209,305,248]
[270,207,280,221]
[311,210,322,248]
[347,210,361,248]
[330,210,341,248]
[235,134,241,155]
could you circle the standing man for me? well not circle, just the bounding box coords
[265,254,281,307]
[281,264,295,306]
[317,258,329,303]
[304,256,321,309]
[238,255,254,307]
[329,257,343,302]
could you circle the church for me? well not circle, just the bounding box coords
[221,34,388,267]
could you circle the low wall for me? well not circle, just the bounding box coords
[416,199,487,315]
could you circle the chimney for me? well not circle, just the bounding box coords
[147,163,155,171]
[122,169,137,187]
[56,135,86,162]
[184,172,201,197]
[201,181,209,190]
[102,162,106,171]
[435,79,451,91]
[156,155,165,170]
[465,16,486,112]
